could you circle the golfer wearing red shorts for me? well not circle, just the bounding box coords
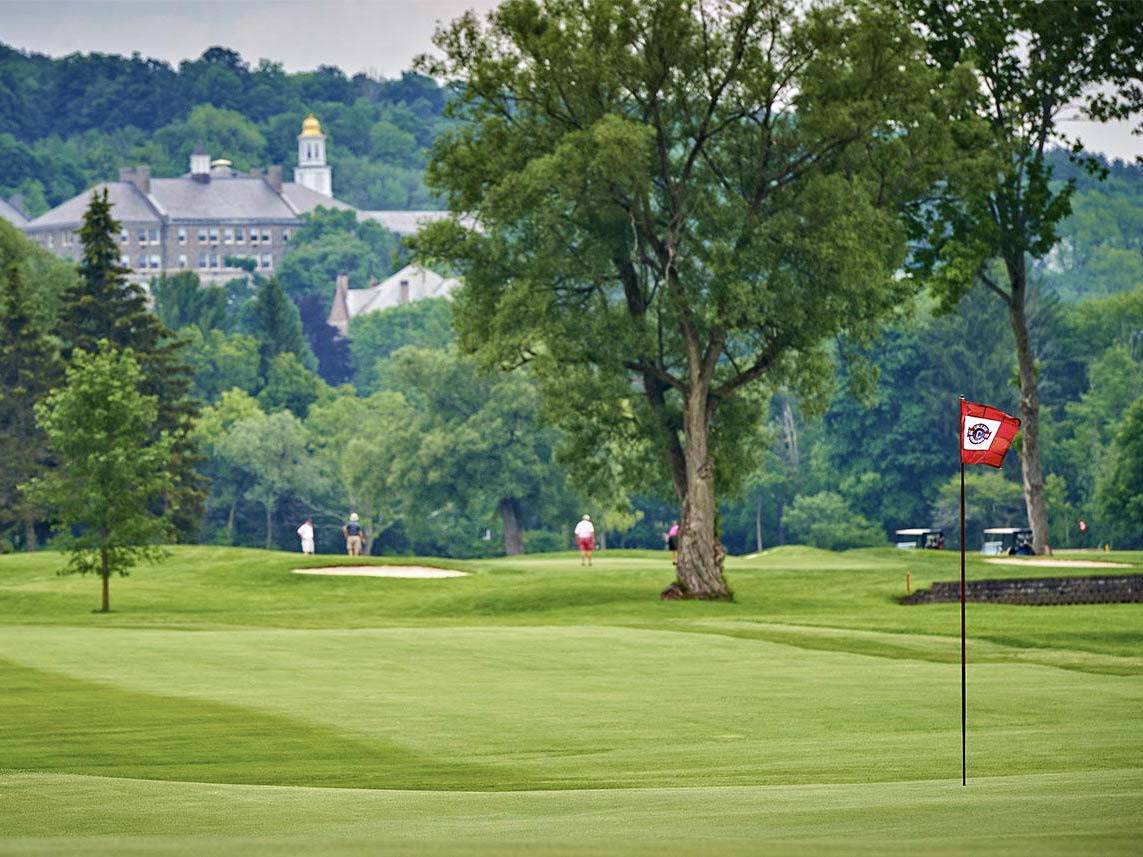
[574,514,595,567]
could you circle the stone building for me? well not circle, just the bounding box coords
[20,113,458,287]
[21,115,353,284]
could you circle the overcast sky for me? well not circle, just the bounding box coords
[1,0,1139,161]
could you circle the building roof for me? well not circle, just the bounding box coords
[26,175,357,230]
[26,182,159,229]
[328,263,460,334]
[0,197,30,227]
[280,182,355,216]
[358,209,452,236]
[347,263,461,317]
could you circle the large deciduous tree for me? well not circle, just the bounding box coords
[907,0,1143,555]
[25,343,174,613]
[417,0,968,596]
[380,347,575,556]
[216,410,319,549]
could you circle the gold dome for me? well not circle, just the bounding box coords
[300,114,323,137]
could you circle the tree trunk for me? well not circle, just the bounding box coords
[669,383,730,599]
[99,544,110,613]
[226,499,237,544]
[1007,261,1051,555]
[264,503,274,550]
[24,519,37,552]
[498,498,524,555]
[755,495,763,553]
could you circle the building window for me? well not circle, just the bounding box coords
[177,254,187,269]
[235,226,245,243]
[149,254,161,269]
[138,228,148,243]
[210,254,220,269]
[208,227,219,244]
[177,228,187,245]
[47,234,54,248]
[223,227,234,244]
[261,228,271,244]
[137,254,147,269]
[148,228,160,244]
[249,229,259,246]
[197,227,208,244]
[120,255,130,268]
[119,228,129,243]
[260,254,272,270]
[197,253,208,269]
[282,228,291,242]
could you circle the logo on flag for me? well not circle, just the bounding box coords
[966,423,993,445]
[960,399,1020,468]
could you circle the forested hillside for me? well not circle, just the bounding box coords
[0,44,450,213]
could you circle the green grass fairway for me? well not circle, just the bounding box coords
[2,546,1141,854]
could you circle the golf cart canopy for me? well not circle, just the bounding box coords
[981,527,1033,555]
[894,529,945,549]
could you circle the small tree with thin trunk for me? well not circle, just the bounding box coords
[25,342,174,613]
[417,0,970,596]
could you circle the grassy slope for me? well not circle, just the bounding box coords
[1,545,1141,854]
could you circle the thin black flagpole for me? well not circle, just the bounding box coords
[960,459,967,786]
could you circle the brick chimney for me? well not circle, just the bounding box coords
[119,166,151,194]
[265,165,283,193]
[327,271,351,337]
[399,278,410,305]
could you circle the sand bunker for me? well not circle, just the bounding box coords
[985,558,1129,569]
[292,566,469,579]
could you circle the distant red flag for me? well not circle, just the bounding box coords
[960,399,1020,468]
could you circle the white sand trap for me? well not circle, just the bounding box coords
[985,558,1129,569]
[292,565,469,579]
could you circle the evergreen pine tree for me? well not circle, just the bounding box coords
[57,189,205,537]
[0,261,62,550]
[250,276,314,375]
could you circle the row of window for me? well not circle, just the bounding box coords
[123,254,162,270]
[119,254,274,272]
[45,232,75,248]
[182,226,289,246]
[113,226,291,246]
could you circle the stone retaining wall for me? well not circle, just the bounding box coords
[900,574,1143,606]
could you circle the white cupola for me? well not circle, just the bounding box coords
[294,114,332,197]
[190,142,210,177]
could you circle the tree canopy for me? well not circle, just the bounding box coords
[25,343,174,611]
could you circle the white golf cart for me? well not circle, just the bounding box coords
[981,527,1033,555]
[894,528,945,550]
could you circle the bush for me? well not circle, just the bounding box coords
[782,492,884,551]
[523,530,566,554]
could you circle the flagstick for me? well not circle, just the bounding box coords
[960,460,967,787]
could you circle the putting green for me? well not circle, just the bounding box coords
[1,546,1140,854]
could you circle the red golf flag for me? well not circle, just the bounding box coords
[960,399,1020,468]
